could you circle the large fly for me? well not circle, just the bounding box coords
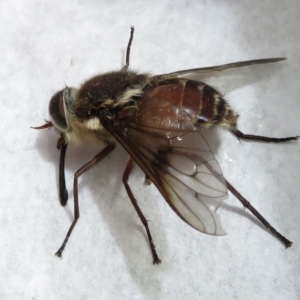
[33,27,299,264]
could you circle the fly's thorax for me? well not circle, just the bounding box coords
[75,71,150,121]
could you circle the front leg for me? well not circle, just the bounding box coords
[55,144,116,257]
[57,136,68,206]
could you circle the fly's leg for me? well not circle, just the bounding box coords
[57,137,68,206]
[122,157,161,264]
[232,129,299,142]
[121,26,134,72]
[228,129,295,247]
[55,144,116,257]
[226,180,292,248]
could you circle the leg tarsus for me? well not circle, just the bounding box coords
[225,179,292,248]
[232,129,299,143]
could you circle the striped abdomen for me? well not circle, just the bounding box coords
[144,78,239,130]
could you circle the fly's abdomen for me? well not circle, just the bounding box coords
[180,79,238,129]
[149,78,239,130]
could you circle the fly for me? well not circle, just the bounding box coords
[33,27,299,264]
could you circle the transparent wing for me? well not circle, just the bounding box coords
[163,57,286,77]
[101,105,228,235]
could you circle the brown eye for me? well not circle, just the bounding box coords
[49,90,67,130]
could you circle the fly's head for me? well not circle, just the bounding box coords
[49,87,114,145]
[49,87,78,134]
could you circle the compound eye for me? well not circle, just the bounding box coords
[49,90,67,130]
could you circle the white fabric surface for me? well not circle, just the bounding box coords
[1,1,299,299]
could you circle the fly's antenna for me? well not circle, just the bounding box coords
[122,26,135,72]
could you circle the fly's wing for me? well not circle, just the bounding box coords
[101,94,228,235]
[164,57,286,77]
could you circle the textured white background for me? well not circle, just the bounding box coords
[1,1,300,299]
